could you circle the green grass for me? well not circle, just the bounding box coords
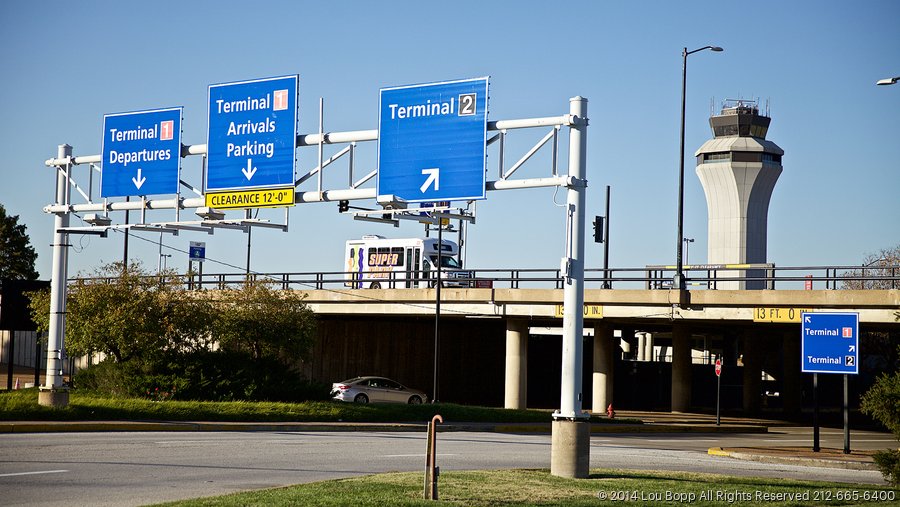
[149,469,900,506]
[0,388,636,424]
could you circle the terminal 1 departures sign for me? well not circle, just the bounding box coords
[377,77,489,204]
[100,107,183,198]
[205,75,298,207]
[801,312,859,374]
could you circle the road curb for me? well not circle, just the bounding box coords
[708,447,877,471]
[0,420,769,435]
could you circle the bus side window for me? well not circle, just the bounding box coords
[405,248,413,288]
[418,248,428,285]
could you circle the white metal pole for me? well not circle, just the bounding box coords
[45,144,71,390]
[557,97,588,420]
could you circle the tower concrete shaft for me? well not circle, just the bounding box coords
[695,100,783,289]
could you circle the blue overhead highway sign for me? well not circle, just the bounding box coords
[101,107,182,198]
[801,312,859,374]
[377,77,489,203]
[206,75,298,192]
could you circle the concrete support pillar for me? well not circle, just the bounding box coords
[621,327,636,360]
[504,319,528,410]
[781,331,802,418]
[550,420,590,478]
[592,323,614,414]
[643,332,654,361]
[671,324,692,412]
[742,331,762,414]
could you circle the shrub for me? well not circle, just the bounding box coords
[74,359,184,399]
[861,344,900,484]
[873,449,900,486]
[72,351,329,403]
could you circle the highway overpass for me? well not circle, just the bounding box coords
[296,286,899,416]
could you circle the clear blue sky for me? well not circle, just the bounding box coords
[2,1,898,280]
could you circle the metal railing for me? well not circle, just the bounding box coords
[71,264,900,291]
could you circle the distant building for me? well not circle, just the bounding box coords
[695,100,783,289]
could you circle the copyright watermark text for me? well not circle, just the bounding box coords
[595,489,896,503]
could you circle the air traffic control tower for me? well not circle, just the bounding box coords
[695,100,783,289]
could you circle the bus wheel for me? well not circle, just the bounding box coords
[370,282,381,289]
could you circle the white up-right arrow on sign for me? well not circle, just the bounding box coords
[420,168,440,193]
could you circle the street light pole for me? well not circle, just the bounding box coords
[876,76,899,86]
[676,45,722,290]
[683,237,694,267]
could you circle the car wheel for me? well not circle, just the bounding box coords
[354,393,369,404]
[408,395,423,405]
[370,282,381,289]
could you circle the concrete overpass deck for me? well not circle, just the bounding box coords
[299,287,900,326]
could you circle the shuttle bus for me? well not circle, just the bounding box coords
[344,235,471,289]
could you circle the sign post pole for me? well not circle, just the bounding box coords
[843,374,850,454]
[550,97,590,479]
[813,373,820,452]
[715,358,722,426]
[432,222,442,403]
[40,144,72,407]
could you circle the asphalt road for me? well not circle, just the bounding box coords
[0,428,892,506]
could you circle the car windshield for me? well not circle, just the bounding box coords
[429,256,460,269]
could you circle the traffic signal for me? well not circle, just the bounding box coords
[338,200,349,213]
[593,216,604,243]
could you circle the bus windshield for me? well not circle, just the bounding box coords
[430,255,461,269]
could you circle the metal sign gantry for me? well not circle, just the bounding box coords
[42,88,590,477]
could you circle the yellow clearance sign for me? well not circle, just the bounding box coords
[753,307,813,323]
[555,304,603,319]
[205,187,295,210]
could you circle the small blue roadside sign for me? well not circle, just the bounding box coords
[206,75,298,192]
[188,241,206,263]
[801,312,859,374]
[100,107,182,198]
[377,77,488,203]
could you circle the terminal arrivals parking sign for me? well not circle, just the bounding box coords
[206,75,298,193]
[377,77,488,203]
[101,107,183,198]
[801,312,859,374]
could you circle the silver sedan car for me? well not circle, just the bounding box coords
[331,376,428,404]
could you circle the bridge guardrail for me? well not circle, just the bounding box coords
[69,264,900,292]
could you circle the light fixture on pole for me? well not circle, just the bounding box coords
[683,237,694,266]
[675,45,723,291]
[876,76,899,86]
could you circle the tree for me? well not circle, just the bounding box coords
[26,266,320,401]
[841,244,900,290]
[0,203,39,281]
[213,278,316,363]
[28,262,215,363]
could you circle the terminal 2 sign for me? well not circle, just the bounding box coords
[377,77,489,203]
[801,312,859,374]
